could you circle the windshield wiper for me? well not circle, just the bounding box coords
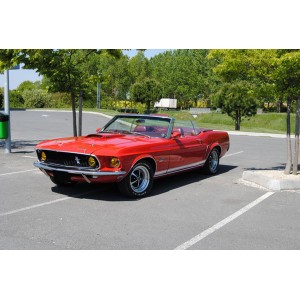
[129,132,151,138]
[100,130,122,134]
[101,130,150,138]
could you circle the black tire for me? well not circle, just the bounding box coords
[117,160,154,198]
[203,148,220,175]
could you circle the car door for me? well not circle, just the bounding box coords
[167,121,207,174]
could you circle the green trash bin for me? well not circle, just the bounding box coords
[0,113,9,139]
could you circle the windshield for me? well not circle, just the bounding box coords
[101,115,172,138]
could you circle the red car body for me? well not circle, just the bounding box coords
[34,114,230,198]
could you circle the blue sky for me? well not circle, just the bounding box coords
[0,49,168,90]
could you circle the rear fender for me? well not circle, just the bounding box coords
[207,142,222,158]
[206,131,229,159]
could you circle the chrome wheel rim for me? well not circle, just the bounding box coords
[209,150,219,173]
[130,165,150,194]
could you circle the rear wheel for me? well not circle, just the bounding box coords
[117,160,154,198]
[204,148,220,175]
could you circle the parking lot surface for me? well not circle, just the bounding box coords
[0,110,300,250]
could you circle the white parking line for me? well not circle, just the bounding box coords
[0,169,37,176]
[224,151,244,158]
[0,190,98,217]
[22,155,37,159]
[174,191,274,250]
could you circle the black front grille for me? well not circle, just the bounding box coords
[36,150,99,169]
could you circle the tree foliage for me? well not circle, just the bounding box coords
[209,49,300,174]
[213,81,257,130]
[272,50,300,175]
[22,89,52,108]
[150,50,216,108]
[0,49,121,136]
[208,50,263,129]
[130,78,162,113]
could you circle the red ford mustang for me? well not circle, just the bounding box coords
[34,114,230,198]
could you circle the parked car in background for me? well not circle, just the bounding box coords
[34,114,230,198]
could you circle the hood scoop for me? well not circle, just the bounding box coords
[85,133,122,139]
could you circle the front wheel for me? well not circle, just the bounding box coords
[203,148,220,175]
[117,160,154,198]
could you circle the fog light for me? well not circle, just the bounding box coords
[110,157,120,168]
[88,156,97,167]
[41,151,47,161]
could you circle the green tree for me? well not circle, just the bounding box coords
[208,49,278,102]
[22,89,51,108]
[273,50,300,175]
[17,80,39,93]
[102,55,131,101]
[208,49,278,130]
[0,49,121,136]
[128,50,150,83]
[130,78,162,113]
[150,49,216,109]
[209,49,300,175]
[213,81,257,130]
[10,90,24,108]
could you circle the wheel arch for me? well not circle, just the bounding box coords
[130,155,157,173]
[208,143,221,157]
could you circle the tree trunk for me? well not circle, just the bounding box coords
[235,109,240,130]
[284,97,292,174]
[78,91,83,136]
[293,98,300,175]
[146,100,151,114]
[71,90,77,137]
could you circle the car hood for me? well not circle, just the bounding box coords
[36,133,156,155]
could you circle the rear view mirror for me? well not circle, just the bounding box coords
[96,128,102,133]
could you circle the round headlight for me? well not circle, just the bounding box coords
[41,151,47,161]
[110,157,120,168]
[88,156,97,167]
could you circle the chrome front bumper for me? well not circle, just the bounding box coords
[33,161,127,177]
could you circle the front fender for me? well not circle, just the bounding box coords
[130,154,157,172]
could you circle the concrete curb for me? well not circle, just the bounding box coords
[242,170,300,191]
[227,131,288,139]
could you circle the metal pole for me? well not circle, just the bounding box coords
[4,70,11,153]
[96,82,101,109]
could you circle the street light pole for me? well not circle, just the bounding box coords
[4,70,11,153]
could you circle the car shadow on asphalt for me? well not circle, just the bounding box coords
[151,164,237,197]
[50,164,237,202]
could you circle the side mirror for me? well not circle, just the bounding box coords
[171,131,181,139]
[96,128,102,133]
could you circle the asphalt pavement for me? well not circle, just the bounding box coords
[0,110,299,250]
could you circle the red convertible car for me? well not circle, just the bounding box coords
[34,114,230,198]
